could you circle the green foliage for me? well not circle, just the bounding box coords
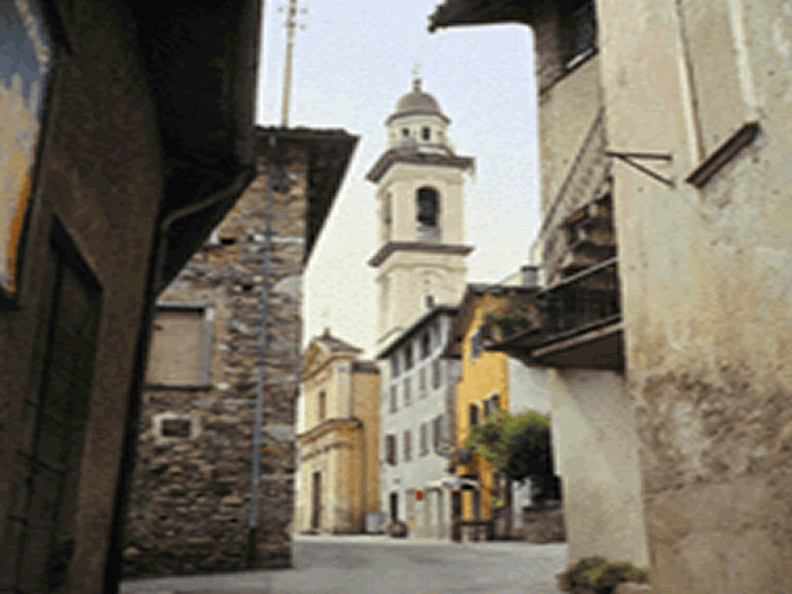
[556,557,648,594]
[463,409,553,486]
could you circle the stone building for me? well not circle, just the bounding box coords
[429,0,649,572]
[432,0,792,592]
[121,127,357,578]
[294,329,380,535]
[0,1,263,593]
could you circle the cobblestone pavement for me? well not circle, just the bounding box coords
[120,535,567,594]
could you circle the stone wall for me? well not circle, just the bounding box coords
[122,144,309,578]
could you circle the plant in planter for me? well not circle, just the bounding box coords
[556,557,648,594]
[488,300,542,341]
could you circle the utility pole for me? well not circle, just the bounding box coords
[279,0,307,127]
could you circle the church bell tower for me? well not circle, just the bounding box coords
[367,75,474,347]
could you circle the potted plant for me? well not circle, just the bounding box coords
[556,557,649,594]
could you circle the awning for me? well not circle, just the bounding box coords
[428,477,481,490]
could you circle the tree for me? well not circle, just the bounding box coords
[463,409,555,508]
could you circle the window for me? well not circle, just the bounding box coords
[490,394,501,412]
[147,306,211,386]
[402,128,410,137]
[318,391,326,421]
[483,398,492,419]
[404,345,413,370]
[161,419,191,438]
[470,324,484,362]
[390,385,398,414]
[403,377,411,406]
[421,332,430,358]
[422,126,431,141]
[469,403,480,428]
[418,369,426,398]
[403,430,412,462]
[425,295,435,308]
[153,413,197,440]
[390,353,399,378]
[433,415,444,449]
[386,434,397,465]
[432,359,442,389]
[417,187,439,227]
[420,423,428,456]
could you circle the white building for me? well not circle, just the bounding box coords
[367,76,474,538]
[376,308,460,538]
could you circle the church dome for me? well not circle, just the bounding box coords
[387,78,450,124]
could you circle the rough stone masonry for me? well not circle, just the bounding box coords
[121,128,356,578]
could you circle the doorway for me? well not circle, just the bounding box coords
[389,492,398,522]
[2,226,102,591]
[311,472,321,530]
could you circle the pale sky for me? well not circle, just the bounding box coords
[255,1,540,359]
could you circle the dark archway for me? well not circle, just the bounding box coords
[417,187,440,227]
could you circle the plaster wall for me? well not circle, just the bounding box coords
[377,251,467,339]
[377,162,467,245]
[547,368,648,569]
[0,3,166,591]
[353,370,381,515]
[595,0,792,590]
[379,313,456,539]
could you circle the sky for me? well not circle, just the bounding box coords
[255,0,540,358]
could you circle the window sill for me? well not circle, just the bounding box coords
[686,122,760,188]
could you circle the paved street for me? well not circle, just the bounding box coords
[120,535,566,594]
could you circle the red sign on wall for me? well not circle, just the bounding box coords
[416,490,423,500]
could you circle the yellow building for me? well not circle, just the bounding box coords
[295,329,380,534]
[445,282,552,528]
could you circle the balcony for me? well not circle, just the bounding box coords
[485,258,623,370]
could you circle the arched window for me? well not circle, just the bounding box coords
[417,187,439,227]
[402,128,410,137]
[422,126,431,141]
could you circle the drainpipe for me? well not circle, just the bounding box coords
[247,136,278,567]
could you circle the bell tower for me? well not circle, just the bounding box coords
[367,75,474,348]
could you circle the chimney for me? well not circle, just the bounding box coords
[521,265,539,288]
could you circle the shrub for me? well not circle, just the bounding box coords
[556,557,648,594]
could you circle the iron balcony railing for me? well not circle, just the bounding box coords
[487,257,620,349]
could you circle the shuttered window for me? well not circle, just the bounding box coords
[146,306,210,386]
[469,403,480,428]
[386,434,397,465]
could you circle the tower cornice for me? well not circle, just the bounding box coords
[368,241,474,268]
[366,148,474,184]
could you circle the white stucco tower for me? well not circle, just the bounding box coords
[367,76,474,347]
